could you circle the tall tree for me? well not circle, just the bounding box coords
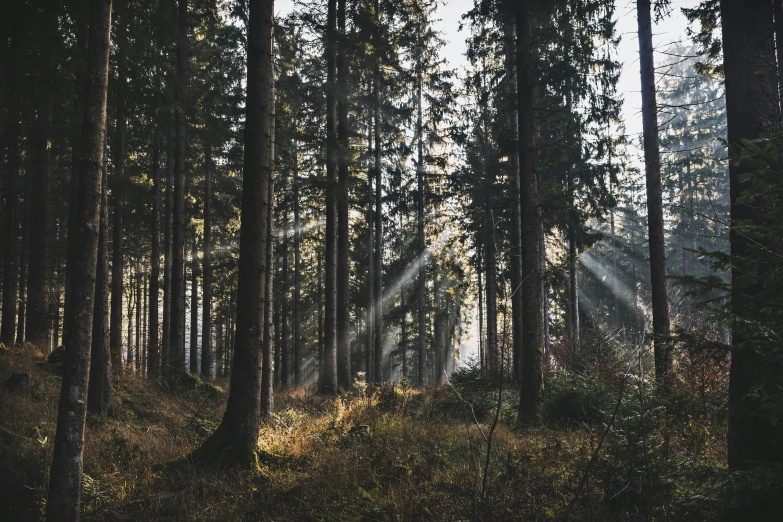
[46,0,112,516]
[192,0,274,468]
[517,0,543,420]
[637,0,671,384]
[320,0,339,393]
[170,0,188,375]
[720,0,783,469]
[201,142,212,378]
[26,2,57,348]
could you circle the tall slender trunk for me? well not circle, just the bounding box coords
[148,132,161,377]
[637,0,671,384]
[189,232,198,373]
[293,139,301,386]
[434,266,443,386]
[261,165,275,416]
[62,10,87,350]
[485,200,497,374]
[281,205,289,388]
[273,251,281,388]
[505,21,523,384]
[88,139,111,413]
[16,169,28,344]
[46,0,111,515]
[366,117,375,383]
[26,5,56,348]
[135,259,141,371]
[171,0,188,375]
[517,1,543,419]
[109,30,127,373]
[1,27,20,345]
[373,14,383,384]
[336,0,351,388]
[321,0,339,393]
[162,137,174,372]
[540,219,549,366]
[720,0,783,469]
[192,0,274,468]
[317,240,324,384]
[477,239,484,374]
[416,70,426,387]
[201,142,212,378]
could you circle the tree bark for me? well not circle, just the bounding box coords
[321,0,339,393]
[109,27,127,373]
[162,137,174,373]
[373,14,383,384]
[88,137,111,413]
[1,25,20,345]
[149,132,161,377]
[336,0,351,389]
[293,140,301,386]
[517,1,543,420]
[170,0,188,375]
[416,69,426,388]
[366,117,375,384]
[281,201,289,388]
[191,0,273,468]
[26,5,56,348]
[189,231,198,373]
[637,0,671,384]
[720,0,783,469]
[261,166,275,417]
[201,142,211,378]
[46,0,111,517]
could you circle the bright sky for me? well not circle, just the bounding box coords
[276,0,700,160]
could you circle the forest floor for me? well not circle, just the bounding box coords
[1,343,731,521]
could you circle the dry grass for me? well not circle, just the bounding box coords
[1,344,728,521]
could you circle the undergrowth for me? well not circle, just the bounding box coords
[1,343,732,521]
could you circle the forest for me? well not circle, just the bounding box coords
[0,0,782,519]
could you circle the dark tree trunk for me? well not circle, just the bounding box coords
[366,119,374,384]
[293,141,301,386]
[281,204,289,388]
[416,73,426,388]
[88,138,111,414]
[170,0,188,375]
[720,0,783,469]
[477,240,484,374]
[261,162,275,417]
[135,259,141,371]
[192,0,274,468]
[109,30,127,373]
[148,133,161,377]
[162,137,174,373]
[317,240,324,384]
[26,5,56,348]
[373,25,383,384]
[434,266,443,386]
[400,289,407,380]
[517,2,543,420]
[321,0,338,393]
[46,0,111,517]
[1,26,20,345]
[637,0,671,384]
[201,142,212,378]
[336,0,351,389]
[505,20,523,384]
[189,232,198,373]
[273,252,281,388]
[485,200,497,374]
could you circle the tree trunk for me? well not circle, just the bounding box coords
[191,0,274,469]
[637,0,671,384]
[317,239,324,384]
[505,20,523,384]
[293,139,301,386]
[434,265,443,386]
[477,240,484,374]
[190,232,198,373]
[25,5,56,348]
[336,0,351,389]
[149,132,161,377]
[416,72,426,388]
[485,202,497,374]
[88,137,112,413]
[366,118,375,384]
[321,0,339,394]
[162,137,174,373]
[109,29,127,374]
[517,1,543,420]
[170,0,188,375]
[720,0,783,469]
[281,203,289,388]
[46,0,111,516]
[1,27,20,345]
[373,23,383,384]
[135,259,141,371]
[201,142,212,378]
[261,161,275,417]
